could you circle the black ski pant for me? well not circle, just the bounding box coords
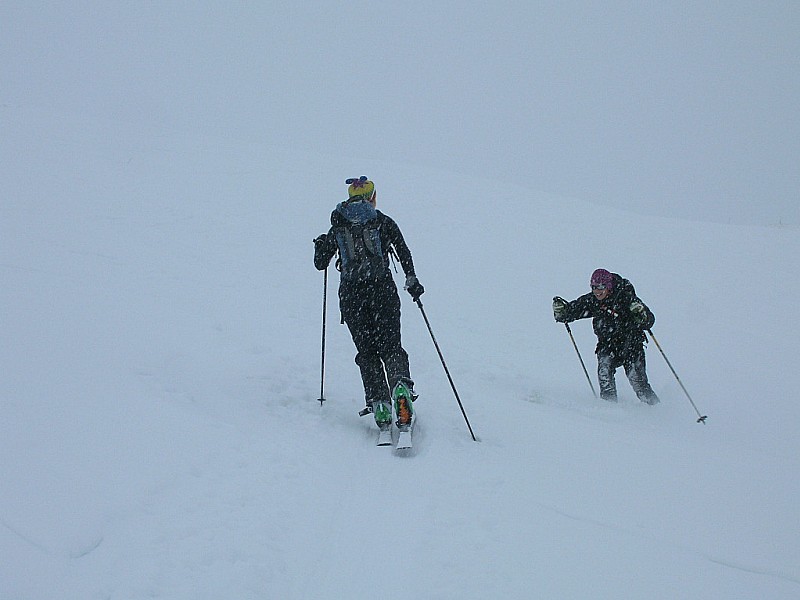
[340,278,411,405]
[596,344,659,403]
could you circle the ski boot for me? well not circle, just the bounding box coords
[392,379,416,431]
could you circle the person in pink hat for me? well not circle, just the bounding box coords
[552,269,659,404]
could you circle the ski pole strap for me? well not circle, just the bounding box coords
[388,246,399,273]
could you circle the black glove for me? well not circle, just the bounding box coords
[405,275,425,301]
[313,233,334,271]
[553,296,569,323]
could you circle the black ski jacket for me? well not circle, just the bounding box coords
[561,273,655,357]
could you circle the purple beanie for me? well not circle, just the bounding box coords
[590,268,614,289]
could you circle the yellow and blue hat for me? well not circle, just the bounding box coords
[346,176,375,202]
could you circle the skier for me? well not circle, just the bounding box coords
[552,268,660,404]
[313,177,424,433]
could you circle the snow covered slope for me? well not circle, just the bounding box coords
[2,110,799,599]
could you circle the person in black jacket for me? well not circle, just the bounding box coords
[552,269,659,404]
[313,177,424,429]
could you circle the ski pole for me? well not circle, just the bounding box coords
[318,266,328,406]
[564,322,598,399]
[415,299,477,441]
[646,329,707,424]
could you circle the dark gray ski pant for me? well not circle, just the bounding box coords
[340,277,411,405]
[597,345,658,403]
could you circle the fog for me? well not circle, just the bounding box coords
[3,2,797,225]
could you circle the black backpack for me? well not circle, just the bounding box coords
[332,200,386,282]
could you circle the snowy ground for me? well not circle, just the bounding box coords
[2,109,799,599]
[3,3,799,597]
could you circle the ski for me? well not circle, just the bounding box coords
[392,380,415,451]
[387,380,415,451]
[371,400,393,446]
[396,426,413,450]
[359,403,393,446]
[377,427,393,446]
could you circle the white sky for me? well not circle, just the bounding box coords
[2,1,798,225]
